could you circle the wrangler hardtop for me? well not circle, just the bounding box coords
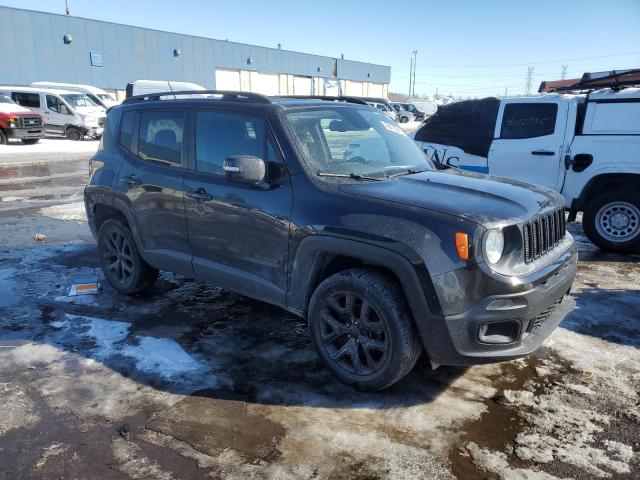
[85,90,577,390]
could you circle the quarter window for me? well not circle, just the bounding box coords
[195,111,264,175]
[11,92,40,108]
[119,111,135,152]
[138,110,185,167]
[500,103,558,139]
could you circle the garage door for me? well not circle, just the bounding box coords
[323,79,341,96]
[293,76,312,95]
[215,69,241,91]
[345,81,363,96]
[368,83,384,97]
[250,72,280,96]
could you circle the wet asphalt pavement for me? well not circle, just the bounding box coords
[0,142,639,479]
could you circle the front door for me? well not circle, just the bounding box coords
[183,109,292,305]
[116,108,193,276]
[44,94,72,134]
[489,99,568,191]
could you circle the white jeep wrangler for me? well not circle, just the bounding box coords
[413,84,640,253]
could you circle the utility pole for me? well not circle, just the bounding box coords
[411,50,418,99]
[407,57,413,101]
[561,65,568,80]
[504,87,508,97]
[65,0,70,15]
[525,67,534,96]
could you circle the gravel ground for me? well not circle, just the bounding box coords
[0,142,638,479]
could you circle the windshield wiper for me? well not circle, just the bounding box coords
[317,171,382,181]
[385,168,429,179]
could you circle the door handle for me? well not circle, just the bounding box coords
[186,188,213,202]
[120,174,141,187]
[531,150,555,156]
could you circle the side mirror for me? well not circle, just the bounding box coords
[223,155,266,185]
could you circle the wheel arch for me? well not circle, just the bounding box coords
[576,173,640,210]
[288,235,442,322]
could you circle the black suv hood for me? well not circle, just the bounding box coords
[339,170,561,227]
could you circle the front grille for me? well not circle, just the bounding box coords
[19,116,42,128]
[98,117,105,127]
[527,297,563,333]
[522,208,566,263]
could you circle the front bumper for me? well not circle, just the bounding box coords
[6,127,45,139]
[424,244,578,366]
[82,126,103,138]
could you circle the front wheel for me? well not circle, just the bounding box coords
[66,127,82,141]
[400,116,409,123]
[583,190,640,253]
[308,268,422,391]
[0,129,7,145]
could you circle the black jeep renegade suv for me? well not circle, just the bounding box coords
[84,91,577,390]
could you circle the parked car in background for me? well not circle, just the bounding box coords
[0,93,45,144]
[367,101,398,121]
[413,81,640,252]
[31,81,119,108]
[399,103,426,122]
[125,80,206,98]
[391,103,415,123]
[84,91,576,390]
[0,86,105,140]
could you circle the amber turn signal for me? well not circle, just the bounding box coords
[455,232,469,261]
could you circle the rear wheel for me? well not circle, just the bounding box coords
[400,116,409,123]
[21,138,40,145]
[583,190,640,253]
[98,218,159,294]
[308,268,422,390]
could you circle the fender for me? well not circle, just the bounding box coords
[287,235,459,364]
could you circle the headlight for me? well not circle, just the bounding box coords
[484,228,504,264]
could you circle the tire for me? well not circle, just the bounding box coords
[400,116,409,123]
[0,129,7,145]
[416,116,424,122]
[583,190,640,253]
[66,127,82,141]
[308,268,422,391]
[97,217,159,294]
[21,138,40,145]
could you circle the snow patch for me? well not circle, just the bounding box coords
[39,201,87,222]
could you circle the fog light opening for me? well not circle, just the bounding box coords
[478,320,520,344]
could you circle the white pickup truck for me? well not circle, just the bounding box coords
[412,87,640,253]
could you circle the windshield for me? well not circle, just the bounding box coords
[98,93,114,102]
[286,106,432,178]
[0,94,14,104]
[62,93,99,107]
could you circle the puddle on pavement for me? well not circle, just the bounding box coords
[0,268,17,307]
[146,390,285,462]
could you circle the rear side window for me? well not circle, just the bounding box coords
[583,102,640,135]
[500,103,558,139]
[195,111,264,175]
[11,92,40,108]
[138,110,185,167]
[119,111,135,152]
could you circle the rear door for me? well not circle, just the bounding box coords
[115,108,193,276]
[489,99,568,191]
[183,109,292,305]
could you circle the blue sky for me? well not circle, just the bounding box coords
[2,0,639,97]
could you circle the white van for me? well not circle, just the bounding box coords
[125,80,206,98]
[0,86,106,140]
[31,81,118,108]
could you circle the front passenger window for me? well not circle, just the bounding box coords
[195,111,265,175]
[138,110,185,167]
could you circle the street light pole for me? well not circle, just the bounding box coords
[408,56,413,99]
[65,0,70,15]
[411,50,417,99]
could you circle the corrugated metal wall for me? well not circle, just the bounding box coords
[0,6,391,91]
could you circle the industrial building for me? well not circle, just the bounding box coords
[1,6,390,101]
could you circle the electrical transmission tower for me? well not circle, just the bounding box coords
[525,67,534,96]
[561,65,568,80]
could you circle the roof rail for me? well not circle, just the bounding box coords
[122,90,272,105]
[274,95,369,105]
